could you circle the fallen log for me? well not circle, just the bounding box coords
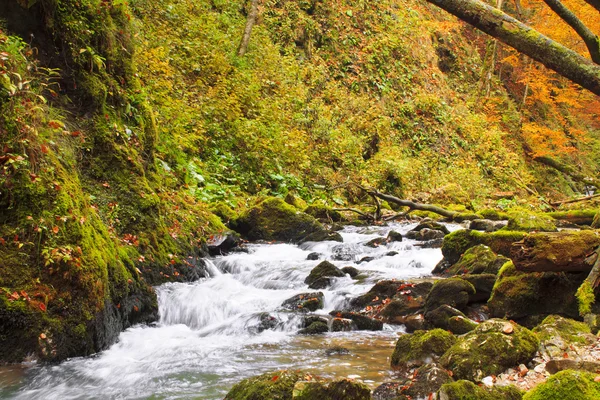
[547,210,598,226]
[511,231,600,273]
[550,194,600,206]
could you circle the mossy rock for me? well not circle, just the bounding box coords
[411,221,450,234]
[448,316,478,334]
[462,274,497,303]
[232,197,331,243]
[304,204,344,222]
[445,245,509,276]
[292,379,371,400]
[425,278,475,312]
[440,319,539,381]
[438,380,523,400]
[284,193,307,210]
[298,321,329,335]
[225,370,306,400]
[453,212,484,222]
[442,230,526,265]
[281,292,324,313]
[350,280,408,309]
[305,261,346,289]
[504,210,557,232]
[391,329,457,369]
[329,311,383,331]
[522,370,600,400]
[488,262,586,321]
[210,202,238,224]
[534,315,595,359]
[425,305,468,330]
[401,363,454,398]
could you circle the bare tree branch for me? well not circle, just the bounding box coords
[237,0,260,57]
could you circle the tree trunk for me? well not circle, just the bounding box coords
[542,0,600,63]
[364,189,460,219]
[237,0,260,57]
[511,231,600,272]
[424,0,600,96]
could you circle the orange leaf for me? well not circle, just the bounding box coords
[271,375,279,382]
[39,303,47,312]
[39,333,47,340]
[52,226,59,234]
[133,305,139,312]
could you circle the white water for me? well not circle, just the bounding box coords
[0,222,461,400]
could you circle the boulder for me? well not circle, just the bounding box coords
[341,266,360,278]
[387,230,403,242]
[232,197,340,243]
[510,231,600,273]
[425,305,468,330]
[403,363,454,399]
[444,245,509,276]
[488,262,586,322]
[329,311,383,331]
[412,221,450,234]
[403,313,427,332]
[448,315,478,334]
[440,319,539,381]
[462,274,497,303]
[522,370,600,400]
[330,318,354,332]
[545,359,600,374]
[281,292,324,312]
[225,370,306,400]
[442,230,525,265]
[365,237,387,248]
[298,321,328,335]
[252,313,280,333]
[306,252,320,261]
[207,232,240,256]
[438,380,523,400]
[304,261,346,289]
[425,278,475,312]
[391,329,456,370]
[350,280,407,309]
[372,382,408,400]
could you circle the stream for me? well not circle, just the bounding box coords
[0,222,461,399]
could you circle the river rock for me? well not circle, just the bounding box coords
[341,266,360,278]
[330,318,354,332]
[298,321,329,335]
[505,210,558,232]
[440,319,539,381]
[425,305,468,330]
[387,230,403,242]
[425,278,475,312]
[281,292,324,312]
[329,311,383,331]
[545,359,600,374]
[391,329,456,370]
[441,229,525,265]
[412,221,450,234]
[447,315,478,334]
[306,252,321,260]
[253,313,280,333]
[403,363,454,399]
[372,382,406,400]
[350,280,406,309]
[304,261,346,289]
[403,313,426,332]
[207,232,240,256]
[225,370,306,399]
[365,237,387,247]
[461,274,497,303]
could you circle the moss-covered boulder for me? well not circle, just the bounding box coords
[210,202,238,224]
[448,316,478,334]
[438,380,523,400]
[387,230,403,242]
[469,219,507,232]
[533,315,594,359]
[232,198,338,243]
[441,229,525,265]
[522,370,600,400]
[548,210,598,226]
[440,319,539,381]
[406,228,446,241]
[425,278,475,312]
[445,245,509,276]
[391,329,457,370]
[305,261,346,289]
[298,321,329,335]
[379,363,453,399]
[462,274,497,303]
[292,379,371,399]
[412,221,451,234]
[304,204,344,223]
[505,210,558,232]
[281,292,324,312]
[488,262,585,321]
[510,231,600,273]
[425,305,468,330]
[224,370,306,400]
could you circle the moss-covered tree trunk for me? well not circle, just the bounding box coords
[424,0,600,96]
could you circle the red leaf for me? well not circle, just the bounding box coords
[271,375,279,382]
[52,226,59,234]
[39,303,47,312]
[133,305,139,312]
[40,144,49,154]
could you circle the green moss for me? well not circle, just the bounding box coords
[523,370,600,400]
[225,370,306,400]
[425,278,476,311]
[232,197,327,243]
[534,315,591,344]
[453,212,484,222]
[210,202,238,224]
[440,319,539,381]
[577,281,596,316]
[304,204,343,222]
[391,328,457,369]
[439,380,523,400]
[504,209,557,232]
[446,244,508,276]
[479,209,510,221]
[292,379,371,400]
[548,210,597,226]
[442,230,484,265]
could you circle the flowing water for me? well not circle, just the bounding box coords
[0,222,461,400]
